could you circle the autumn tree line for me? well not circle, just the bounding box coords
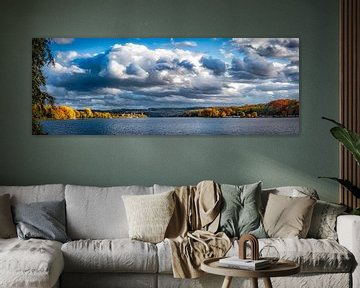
[32,104,146,120]
[183,99,299,118]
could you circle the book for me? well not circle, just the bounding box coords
[218,257,271,270]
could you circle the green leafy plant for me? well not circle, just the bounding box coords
[319,117,360,200]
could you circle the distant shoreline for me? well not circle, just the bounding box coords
[33,99,299,121]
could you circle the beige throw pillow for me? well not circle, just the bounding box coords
[0,194,16,238]
[263,193,316,238]
[122,191,175,243]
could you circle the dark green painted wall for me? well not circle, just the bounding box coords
[0,0,340,202]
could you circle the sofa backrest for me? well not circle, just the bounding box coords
[0,184,65,204]
[65,184,154,240]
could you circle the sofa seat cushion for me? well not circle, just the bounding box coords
[157,238,354,274]
[231,238,354,273]
[0,238,64,288]
[61,239,158,273]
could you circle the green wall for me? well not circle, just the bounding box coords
[0,0,340,202]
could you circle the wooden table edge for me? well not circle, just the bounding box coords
[201,257,300,278]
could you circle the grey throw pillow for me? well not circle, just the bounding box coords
[12,200,70,243]
[0,194,16,238]
[218,182,266,238]
[307,200,347,240]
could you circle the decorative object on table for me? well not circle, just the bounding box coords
[319,117,360,212]
[259,245,280,265]
[32,38,299,135]
[238,233,260,260]
[214,233,272,271]
[218,257,271,270]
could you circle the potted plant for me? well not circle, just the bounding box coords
[320,117,360,215]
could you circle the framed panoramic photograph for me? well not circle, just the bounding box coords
[32,38,299,135]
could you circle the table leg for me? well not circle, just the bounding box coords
[263,277,273,288]
[251,278,258,288]
[221,276,233,288]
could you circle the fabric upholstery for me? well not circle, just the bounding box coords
[157,273,351,288]
[0,194,16,238]
[12,200,70,243]
[218,182,266,238]
[228,238,353,273]
[164,181,230,279]
[61,239,158,273]
[65,185,153,239]
[263,193,316,238]
[122,191,175,243]
[0,238,63,288]
[261,186,319,213]
[307,200,347,240]
[0,184,65,204]
[61,273,157,288]
[158,237,353,274]
[153,184,176,194]
[337,215,360,288]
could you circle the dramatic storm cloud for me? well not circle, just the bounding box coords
[44,38,299,110]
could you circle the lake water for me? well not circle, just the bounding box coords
[41,117,299,135]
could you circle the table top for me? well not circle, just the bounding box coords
[201,257,300,278]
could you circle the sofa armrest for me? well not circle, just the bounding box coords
[337,215,360,288]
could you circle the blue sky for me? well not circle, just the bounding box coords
[43,38,299,110]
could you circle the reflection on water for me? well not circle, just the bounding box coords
[41,117,299,135]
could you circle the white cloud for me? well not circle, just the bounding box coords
[56,51,93,64]
[46,39,299,110]
[171,38,198,48]
[53,38,75,44]
[231,38,299,59]
[50,62,86,74]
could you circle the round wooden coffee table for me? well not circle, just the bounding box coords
[201,257,300,288]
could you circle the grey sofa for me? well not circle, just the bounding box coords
[0,184,359,288]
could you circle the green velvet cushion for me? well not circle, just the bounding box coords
[218,182,266,238]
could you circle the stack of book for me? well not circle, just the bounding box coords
[218,257,271,270]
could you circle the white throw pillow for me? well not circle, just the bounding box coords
[122,191,175,243]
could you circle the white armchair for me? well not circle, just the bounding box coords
[337,215,360,288]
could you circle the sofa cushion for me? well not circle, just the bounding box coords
[61,239,158,273]
[0,238,64,288]
[0,184,65,204]
[153,184,176,194]
[65,185,153,239]
[0,194,16,238]
[61,273,157,288]
[261,186,319,213]
[12,200,70,243]
[218,182,266,238]
[122,191,175,243]
[307,200,347,240]
[263,194,316,238]
[157,238,353,274]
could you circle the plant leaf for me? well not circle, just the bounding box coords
[318,177,360,198]
[330,126,360,165]
[322,117,360,165]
